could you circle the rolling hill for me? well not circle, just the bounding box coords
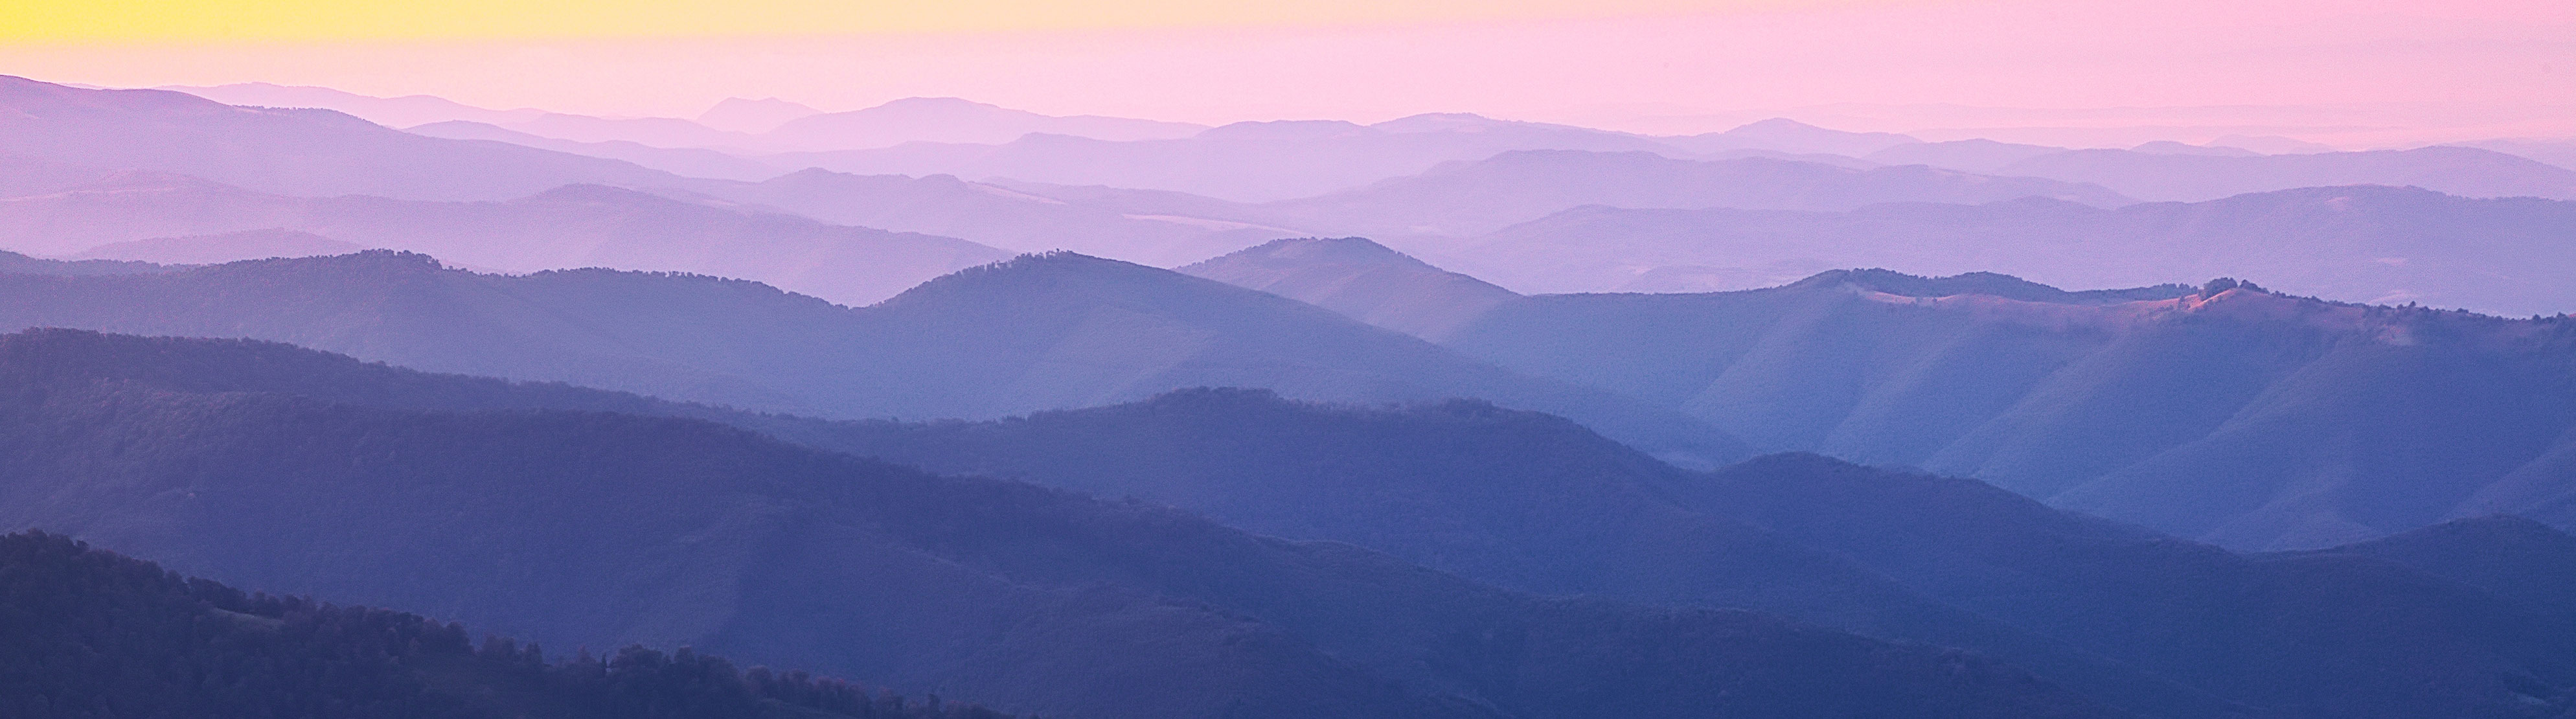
[762,387,2576,719]
[19,328,2576,717]
[0,250,1743,466]
[1435,273,2576,550]
[0,328,2112,719]
[1178,237,1522,339]
[0,531,1003,719]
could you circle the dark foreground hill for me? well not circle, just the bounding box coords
[0,329,2106,719]
[0,249,1742,466]
[0,532,997,719]
[786,389,2576,719]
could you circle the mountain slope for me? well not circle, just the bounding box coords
[0,329,2115,719]
[18,328,2576,718]
[0,250,1743,465]
[0,531,1000,719]
[761,387,2576,719]
[1442,273,2576,549]
[1684,454,2576,719]
[1178,237,1522,339]
[0,75,683,201]
[2320,516,2576,624]
[1447,185,2576,316]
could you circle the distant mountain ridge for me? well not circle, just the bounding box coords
[0,249,1744,466]
[1437,185,2576,315]
[1174,243,2576,551]
[0,176,1012,306]
[2,75,684,201]
[1248,150,2133,238]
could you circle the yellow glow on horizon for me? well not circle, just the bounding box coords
[0,0,1830,43]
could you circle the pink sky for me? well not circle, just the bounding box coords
[3,0,2570,144]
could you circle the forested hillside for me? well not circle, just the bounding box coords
[1439,273,2576,549]
[0,329,2107,719]
[0,531,1004,719]
[9,328,2575,718]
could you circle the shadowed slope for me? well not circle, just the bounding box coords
[1689,454,2576,719]
[0,329,2114,719]
[0,532,1005,719]
[1443,274,2576,549]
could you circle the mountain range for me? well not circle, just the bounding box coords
[1422,185,2576,316]
[12,328,2576,718]
[16,69,2576,719]
[1,76,683,201]
[1189,239,2576,551]
[0,249,1741,466]
[800,389,2576,719]
[1875,144,2576,203]
[0,174,1010,306]
[171,84,1205,154]
[0,328,2117,719]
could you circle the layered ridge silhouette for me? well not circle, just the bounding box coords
[0,329,2113,719]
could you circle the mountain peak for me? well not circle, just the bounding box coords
[880,251,1157,306]
[1180,237,1521,341]
[1216,236,1411,264]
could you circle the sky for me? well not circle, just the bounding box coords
[2,0,2571,144]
